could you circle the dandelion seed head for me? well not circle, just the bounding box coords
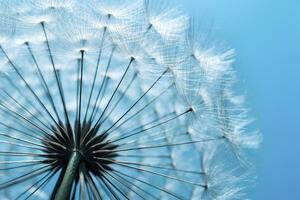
[0,0,260,199]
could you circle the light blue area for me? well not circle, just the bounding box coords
[176,0,300,199]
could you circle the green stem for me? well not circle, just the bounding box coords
[54,151,81,200]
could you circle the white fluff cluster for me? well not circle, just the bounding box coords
[0,0,261,199]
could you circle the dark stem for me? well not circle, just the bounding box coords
[54,151,81,200]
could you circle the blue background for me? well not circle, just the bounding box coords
[176,0,300,199]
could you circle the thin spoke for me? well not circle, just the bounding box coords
[0,102,55,138]
[75,50,85,147]
[78,50,85,124]
[25,42,61,122]
[0,102,47,135]
[1,118,65,152]
[106,109,192,145]
[102,69,168,135]
[14,170,53,200]
[94,138,219,153]
[81,164,102,200]
[86,111,175,150]
[100,72,137,125]
[114,154,171,159]
[102,173,129,200]
[56,69,74,146]
[0,103,67,151]
[0,151,61,157]
[81,55,131,145]
[76,58,80,123]
[91,76,110,122]
[105,170,147,200]
[87,176,102,200]
[0,119,45,142]
[115,128,176,148]
[79,167,86,200]
[0,139,44,151]
[113,160,204,175]
[84,28,107,121]
[0,162,43,171]
[71,180,79,200]
[86,179,93,200]
[117,129,211,150]
[95,176,113,200]
[0,89,55,133]
[24,168,58,200]
[109,170,159,200]
[1,73,48,122]
[111,111,175,139]
[95,57,134,127]
[40,22,72,128]
[0,165,51,189]
[97,164,135,199]
[0,133,46,149]
[89,47,115,121]
[98,175,119,200]
[114,170,185,200]
[0,45,62,134]
[107,83,174,134]
[89,127,170,151]
[0,160,45,165]
[95,158,206,187]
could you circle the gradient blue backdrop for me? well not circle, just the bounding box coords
[174,0,300,199]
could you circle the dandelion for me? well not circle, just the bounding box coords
[0,0,261,199]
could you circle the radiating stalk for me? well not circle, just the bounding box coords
[54,151,81,200]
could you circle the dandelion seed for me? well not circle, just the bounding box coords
[0,0,260,199]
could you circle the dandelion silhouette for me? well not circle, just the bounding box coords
[0,0,261,199]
